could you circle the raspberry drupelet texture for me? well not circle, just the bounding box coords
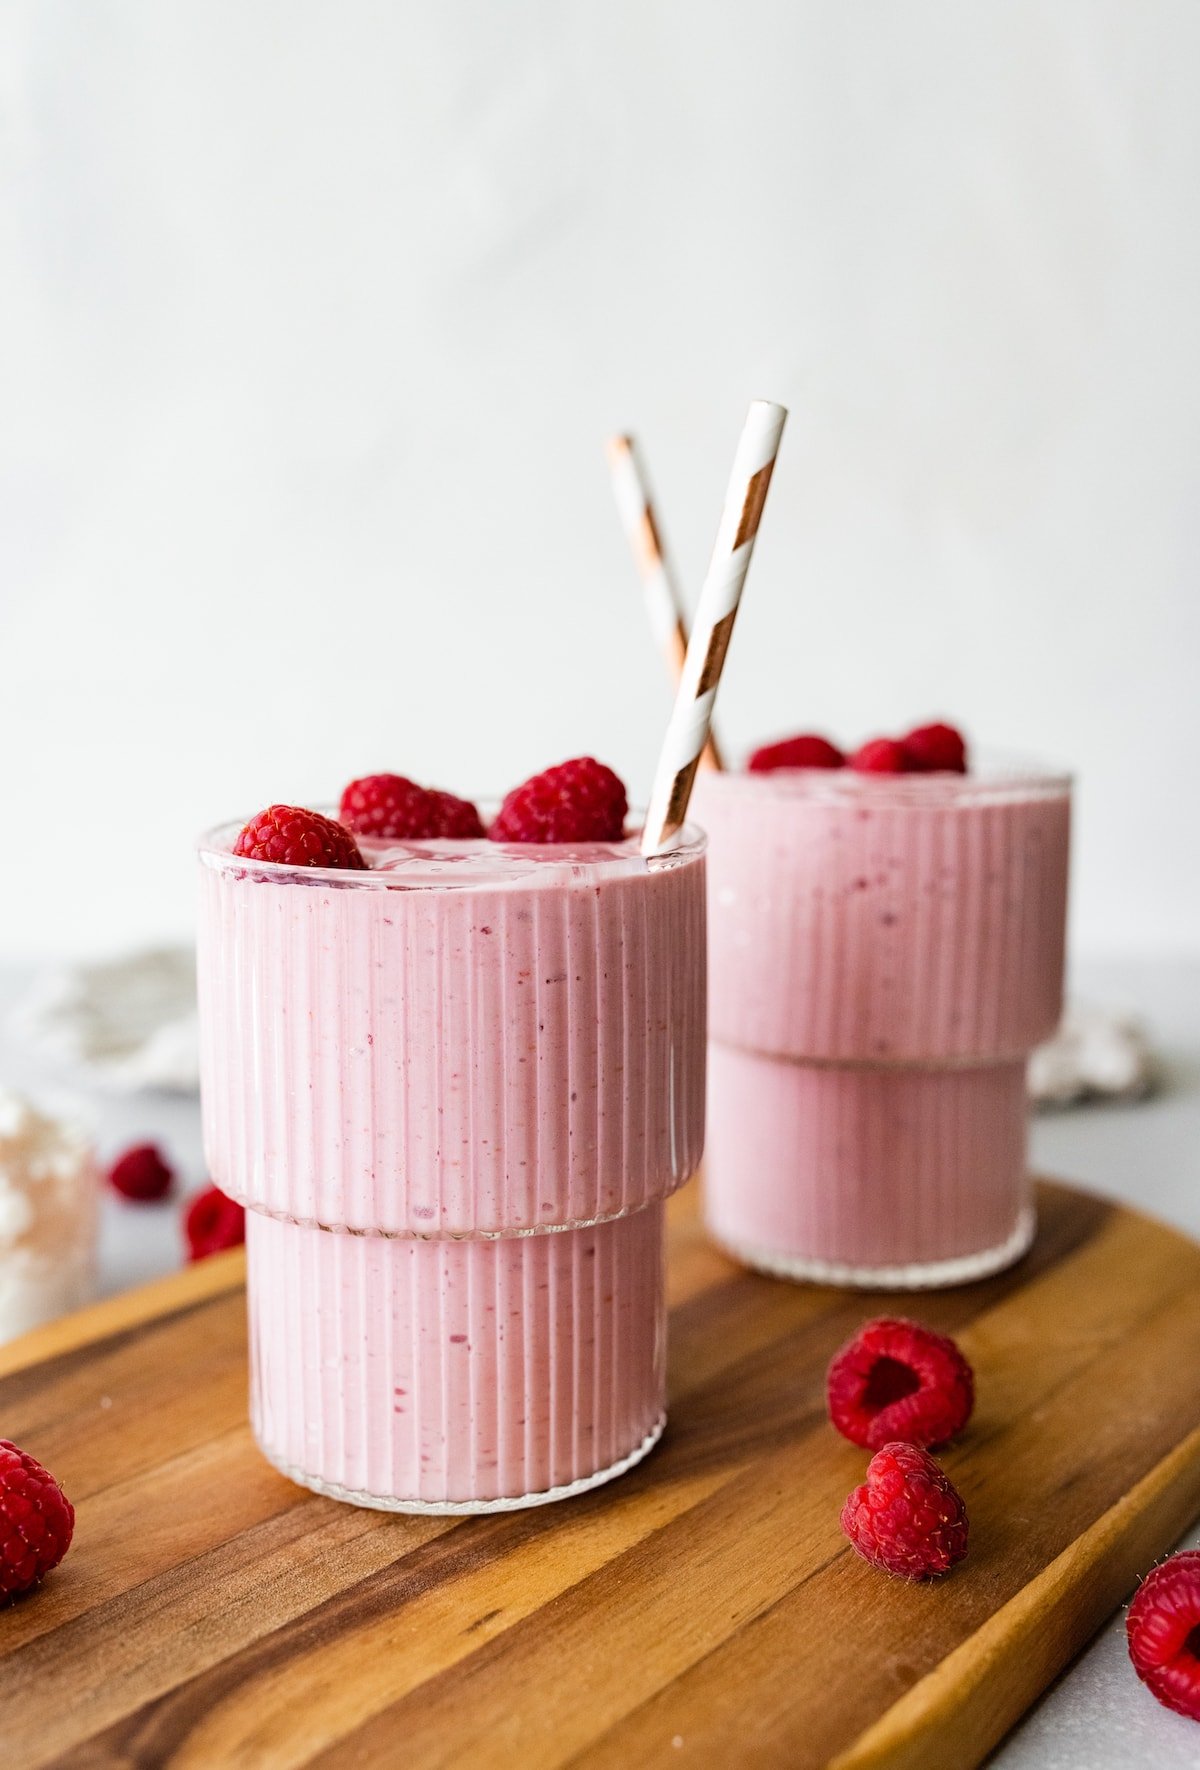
[108,1142,174,1203]
[0,1440,75,1603]
[827,1317,975,1451]
[849,737,915,774]
[841,1442,969,1580]
[1127,1551,1200,1721]
[427,791,486,839]
[490,758,628,844]
[902,722,969,774]
[185,1185,246,1261]
[339,773,437,839]
[234,806,364,870]
[339,775,486,841]
[747,734,845,773]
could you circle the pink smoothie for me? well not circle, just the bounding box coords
[693,766,1070,1285]
[248,1204,665,1508]
[197,821,705,1509]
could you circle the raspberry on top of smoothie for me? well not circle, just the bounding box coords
[340,775,485,841]
[747,721,969,776]
[490,758,627,844]
[232,759,631,873]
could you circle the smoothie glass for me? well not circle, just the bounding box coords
[197,818,706,1511]
[693,763,1070,1288]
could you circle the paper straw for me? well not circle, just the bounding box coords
[606,434,723,773]
[640,400,787,857]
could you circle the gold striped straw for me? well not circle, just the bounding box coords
[640,399,787,857]
[606,434,723,773]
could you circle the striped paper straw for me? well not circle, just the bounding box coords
[640,399,787,857]
[606,434,723,773]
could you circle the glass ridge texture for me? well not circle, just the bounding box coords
[196,812,707,1507]
[694,761,1071,1286]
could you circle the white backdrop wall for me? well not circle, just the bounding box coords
[2,0,1198,960]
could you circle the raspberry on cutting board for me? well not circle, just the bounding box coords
[841,1442,969,1580]
[0,1440,74,1603]
[827,1316,975,1451]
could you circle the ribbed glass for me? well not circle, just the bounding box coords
[197,831,706,1234]
[706,1046,1031,1280]
[247,1204,665,1508]
[693,765,1070,1287]
[696,767,1070,1062]
[197,818,703,1508]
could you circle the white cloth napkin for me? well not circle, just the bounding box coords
[1029,1004,1155,1109]
[12,948,199,1094]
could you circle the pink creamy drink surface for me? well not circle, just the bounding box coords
[198,825,706,1236]
[196,816,705,1507]
[693,763,1071,1284]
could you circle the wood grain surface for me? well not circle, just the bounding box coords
[3,1178,1199,1770]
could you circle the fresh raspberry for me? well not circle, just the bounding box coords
[340,775,485,840]
[490,758,628,844]
[902,722,968,774]
[428,791,485,839]
[108,1142,174,1203]
[234,806,364,870]
[339,774,437,839]
[0,1440,74,1603]
[747,734,845,773]
[827,1317,975,1451]
[185,1185,246,1261]
[849,737,915,774]
[1127,1551,1200,1720]
[841,1442,969,1580]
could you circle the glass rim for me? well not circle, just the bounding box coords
[197,804,707,891]
[693,752,1072,805]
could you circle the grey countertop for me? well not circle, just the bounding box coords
[2,954,1199,1765]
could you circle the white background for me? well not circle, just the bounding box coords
[2,0,1198,961]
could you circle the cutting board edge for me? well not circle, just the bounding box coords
[830,1422,1200,1770]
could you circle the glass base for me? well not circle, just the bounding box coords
[711,1205,1036,1291]
[247,1206,666,1508]
[705,1044,1033,1280]
[255,1414,665,1514]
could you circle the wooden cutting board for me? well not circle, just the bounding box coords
[3,1178,1200,1770]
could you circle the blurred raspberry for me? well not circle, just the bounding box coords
[428,791,485,838]
[747,734,845,772]
[849,738,914,775]
[185,1185,246,1262]
[108,1143,174,1203]
[902,722,968,774]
